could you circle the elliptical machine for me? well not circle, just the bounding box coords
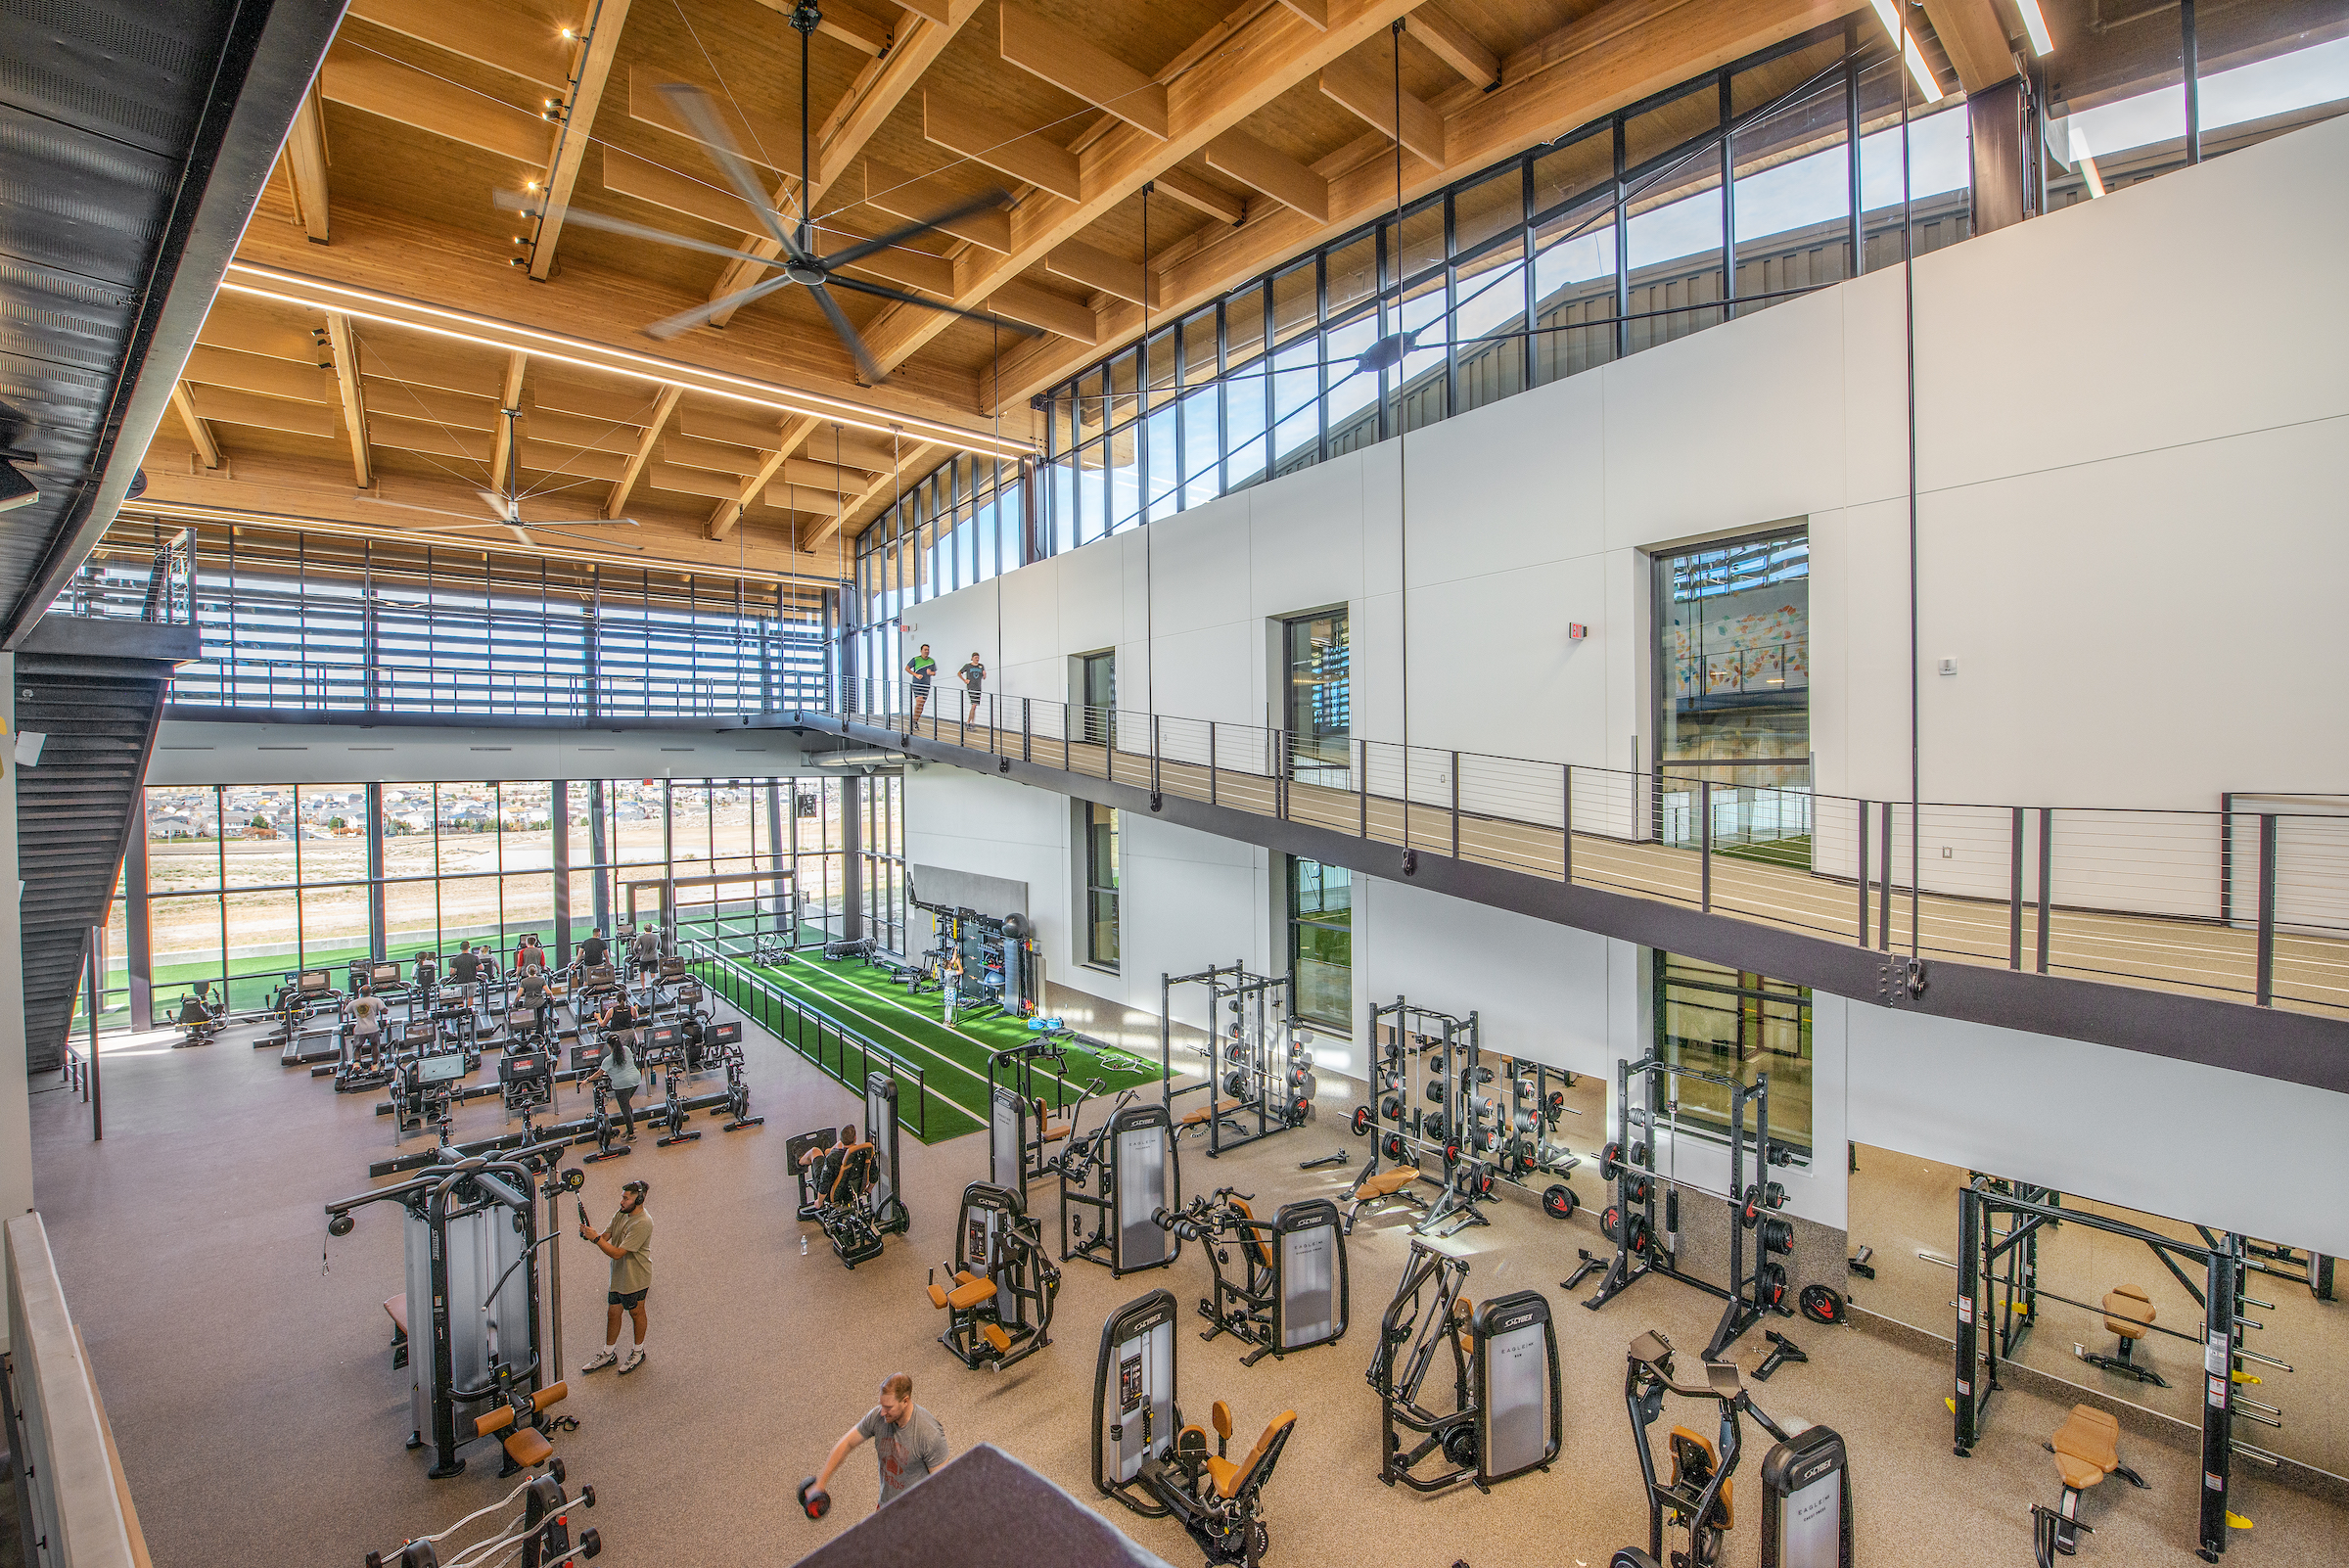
[1610,1329,1853,1568]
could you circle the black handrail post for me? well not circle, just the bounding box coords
[1022,696,1032,761]
[1358,739,1367,838]
[1450,751,1461,859]
[1699,779,1713,913]
[85,929,102,1142]
[2255,813,2278,1006]
[1208,721,1218,807]
[1561,763,1572,883]
[2006,807,2024,969]
[1878,800,1894,952]
[1856,800,1869,946]
[2035,807,2053,975]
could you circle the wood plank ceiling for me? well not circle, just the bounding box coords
[143,0,1988,579]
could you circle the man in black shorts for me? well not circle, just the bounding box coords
[450,941,483,1014]
[905,644,937,726]
[578,928,610,971]
[957,652,987,723]
[580,1178,653,1374]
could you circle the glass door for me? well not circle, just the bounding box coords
[1080,650,1115,748]
[1283,608,1350,780]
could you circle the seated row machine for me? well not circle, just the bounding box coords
[1093,1288,1298,1565]
[1157,1191,1349,1367]
[1367,1239,1561,1495]
[791,1072,910,1268]
[925,1182,1060,1370]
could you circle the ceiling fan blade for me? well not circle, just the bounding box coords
[477,489,516,520]
[643,270,801,340]
[817,188,1013,272]
[807,282,887,387]
[494,190,791,271]
[657,83,810,263]
[824,275,1046,338]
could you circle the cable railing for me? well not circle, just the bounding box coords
[160,657,822,721]
[836,678,2349,1023]
[682,940,934,1140]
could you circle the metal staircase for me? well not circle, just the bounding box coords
[13,603,198,1072]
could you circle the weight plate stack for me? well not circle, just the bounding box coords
[1757,1216,1794,1256]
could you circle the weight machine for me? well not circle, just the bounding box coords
[798,1072,910,1268]
[1366,1240,1561,1494]
[325,1148,575,1478]
[924,1182,1061,1371]
[1611,1329,1852,1568]
[1091,1289,1298,1566]
[1156,1191,1348,1366]
[1060,1097,1182,1277]
[1581,1055,1795,1362]
[988,1040,1079,1189]
[1163,964,1313,1157]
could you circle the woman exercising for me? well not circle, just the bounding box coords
[595,1003,642,1140]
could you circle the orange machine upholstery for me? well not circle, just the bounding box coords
[947,1275,998,1310]
[2102,1285,2153,1341]
[1180,1098,1242,1128]
[1227,1199,1274,1270]
[2052,1405,2122,1493]
[826,1143,876,1204]
[1205,1410,1298,1499]
[1033,1097,1071,1143]
[1358,1168,1418,1199]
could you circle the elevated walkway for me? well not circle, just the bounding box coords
[780,698,2348,1094]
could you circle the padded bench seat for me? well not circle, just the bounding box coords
[2052,1405,2121,1491]
[1358,1168,1419,1199]
[1180,1098,1243,1128]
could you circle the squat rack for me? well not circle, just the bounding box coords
[1161,963,1304,1157]
[1953,1180,2286,1563]
[1580,1053,1792,1361]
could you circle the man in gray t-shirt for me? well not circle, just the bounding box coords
[812,1373,949,1510]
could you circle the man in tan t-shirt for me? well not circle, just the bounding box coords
[579,1178,653,1374]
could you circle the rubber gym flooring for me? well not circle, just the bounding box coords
[740,952,1167,1142]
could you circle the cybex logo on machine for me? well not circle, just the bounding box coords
[1497,1310,1537,1334]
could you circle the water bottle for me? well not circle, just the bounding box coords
[801,1234,808,1257]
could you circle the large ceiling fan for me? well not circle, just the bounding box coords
[497,5,1041,384]
[357,409,648,547]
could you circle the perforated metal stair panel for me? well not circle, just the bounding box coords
[15,651,166,1071]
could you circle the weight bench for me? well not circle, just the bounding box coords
[1343,1164,1427,1234]
[2074,1283,2166,1387]
[2044,1403,2148,1554]
[1177,1097,1246,1139]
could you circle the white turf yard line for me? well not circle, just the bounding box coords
[760,965,991,1125]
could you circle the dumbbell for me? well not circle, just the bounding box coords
[796,1477,831,1519]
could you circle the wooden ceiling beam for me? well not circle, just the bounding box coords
[525,406,649,452]
[647,461,743,502]
[997,2,1169,139]
[368,377,499,428]
[854,159,1012,253]
[1319,45,1448,165]
[183,345,335,402]
[372,413,494,463]
[1205,129,1331,222]
[199,298,328,363]
[490,352,528,495]
[520,438,632,484]
[808,440,942,547]
[170,384,222,470]
[866,0,1419,377]
[922,89,1082,201]
[1276,0,1330,27]
[1153,167,1247,227]
[283,80,331,243]
[662,432,763,475]
[323,313,372,486]
[318,48,554,165]
[1409,2,1500,89]
[1045,238,1155,307]
[1918,0,2017,94]
[984,278,1097,344]
[529,0,631,281]
[607,385,683,517]
[186,385,342,441]
[704,0,983,329]
[709,414,822,540]
[745,0,895,56]
[344,0,581,93]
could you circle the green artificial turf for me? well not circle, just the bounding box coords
[1716,834,1813,871]
[719,952,1165,1145]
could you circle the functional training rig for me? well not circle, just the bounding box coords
[1060,1096,1183,1276]
[1582,1054,1795,1360]
[1157,1190,1349,1366]
[926,1181,1061,1370]
[1953,1179,2289,1562]
[1366,1240,1562,1495]
[903,883,1042,1020]
[1092,1289,1299,1565]
[326,1147,576,1479]
[1612,1329,1852,1568]
[1163,964,1313,1156]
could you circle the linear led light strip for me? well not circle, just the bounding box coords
[218,263,1035,463]
[1865,0,1946,104]
[125,498,839,591]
